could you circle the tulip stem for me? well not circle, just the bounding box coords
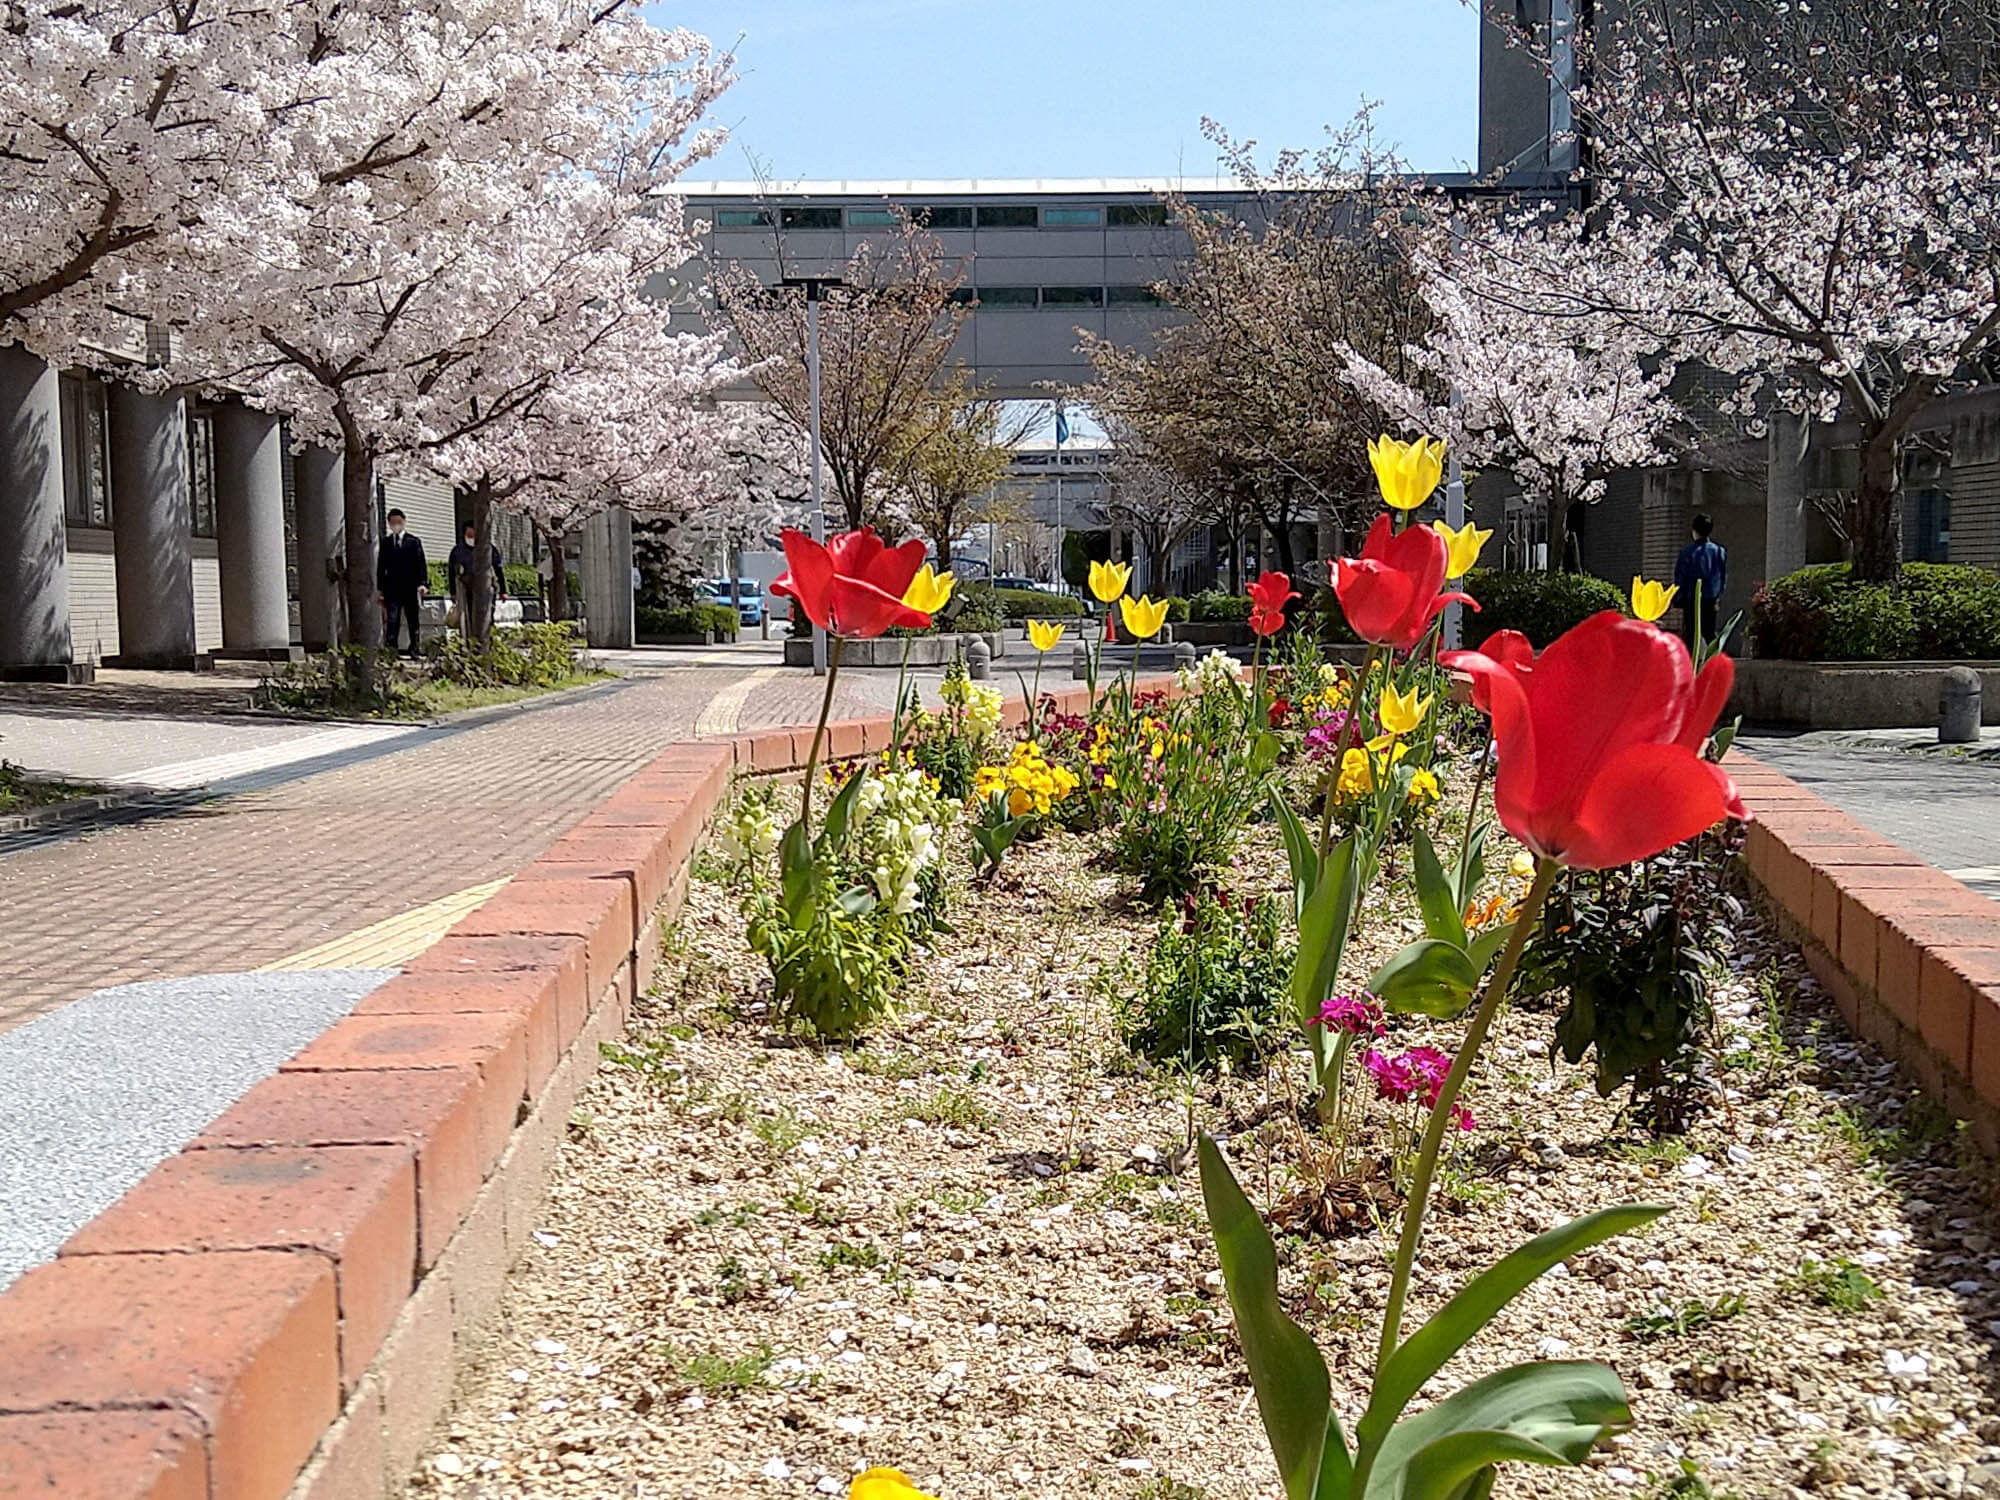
[799,635,844,826]
[1370,857,1560,1379]
[1457,734,1492,893]
[1317,644,1382,859]
[886,635,913,768]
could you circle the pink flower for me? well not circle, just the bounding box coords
[1402,1046,1453,1106]
[1317,992,1385,1037]
[1363,1048,1419,1103]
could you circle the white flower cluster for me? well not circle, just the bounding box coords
[848,768,953,918]
[718,797,781,866]
[939,673,1004,738]
[1178,649,1246,693]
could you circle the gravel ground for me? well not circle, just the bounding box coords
[413,806,2000,1500]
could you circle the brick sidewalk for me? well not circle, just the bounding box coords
[0,664,878,1032]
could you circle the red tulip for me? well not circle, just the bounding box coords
[1247,570,1297,637]
[1333,514,1475,652]
[1441,612,1747,869]
[771,527,932,638]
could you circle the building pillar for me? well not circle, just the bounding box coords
[294,446,343,651]
[579,504,634,649]
[0,345,87,680]
[105,386,199,668]
[211,404,293,655]
[1766,408,1809,583]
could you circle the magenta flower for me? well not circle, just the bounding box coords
[1318,992,1385,1037]
[1363,1048,1419,1103]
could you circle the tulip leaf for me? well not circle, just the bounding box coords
[1358,1206,1667,1452]
[1252,730,1284,776]
[1198,1135,1341,1500]
[1466,923,1513,976]
[1368,939,1479,1019]
[1269,789,1319,916]
[778,819,816,927]
[1291,834,1358,1046]
[1412,830,1467,949]
[817,765,870,853]
[1360,1360,1634,1500]
[1453,822,1490,912]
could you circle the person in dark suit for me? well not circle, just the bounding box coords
[376,508,427,658]
[1672,512,1729,651]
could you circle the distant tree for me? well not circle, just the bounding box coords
[1099,429,1212,596]
[891,378,1036,571]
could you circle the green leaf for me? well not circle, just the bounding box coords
[1359,1206,1667,1449]
[1412,830,1467,948]
[1198,1136,1341,1500]
[1270,788,1319,917]
[1465,922,1513,975]
[835,885,877,917]
[1368,939,1479,1019]
[1362,1361,1634,1500]
[1453,822,1489,911]
[778,819,815,927]
[1291,835,1358,1049]
[818,766,870,852]
[1251,729,1283,775]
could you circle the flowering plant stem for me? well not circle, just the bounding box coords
[1370,856,1560,1378]
[886,636,913,768]
[798,635,845,824]
[1316,643,1382,858]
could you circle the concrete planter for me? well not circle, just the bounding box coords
[782,631,1005,668]
[638,630,715,646]
[1730,658,2000,729]
[1175,621,1254,647]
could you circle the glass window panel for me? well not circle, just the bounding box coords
[187,410,217,538]
[847,207,899,227]
[973,286,1037,307]
[947,287,978,304]
[918,205,973,229]
[1039,286,1103,305]
[1107,204,1170,227]
[781,206,842,229]
[975,204,1038,229]
[714,208,774,227]
[58,374,112,527]
[1041,207,1102,227]
[1107,284,1166,305]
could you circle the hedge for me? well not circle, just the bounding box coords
[976,585,1084,621]
[637,602,740,638]
[1460,570,1627,647]
[1189,590,1252,622]
[423,561,545,598]
[1749,562,2000,661]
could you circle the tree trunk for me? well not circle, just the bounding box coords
[546,527,571,622]
[1852,431,1903,584]
[1226,525,1242,594]
[933,526,953,573]
[335,406,383,651]
[1272,519,1298,586]
[464,477,496,648]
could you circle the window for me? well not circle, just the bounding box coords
[972,286,1037,307]
[1907,487,1951,562]
[1039,286,1103,306]
[59,373,112,528]
[781,205,842,230]
[917,205,973,229]
[1107,203,1170,227]
[1041,206,1102,227]
[975,204,1038,229]
[847,207,900,227]
[714,208,774,228]
[947,287,979,304]
[1107,284,1166,305]
[186,409,218,538]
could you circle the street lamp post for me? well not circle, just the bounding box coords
[1443,383,1468,650]
[782,276,845,676]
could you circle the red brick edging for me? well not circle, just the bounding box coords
[1731,750,2000,1150]
[0,680,1161,1500]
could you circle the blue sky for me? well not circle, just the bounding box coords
[657,0,1482,182]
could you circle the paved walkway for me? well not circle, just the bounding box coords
[1740,731,2000,904]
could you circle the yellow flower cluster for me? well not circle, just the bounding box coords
[973,740,1079,817]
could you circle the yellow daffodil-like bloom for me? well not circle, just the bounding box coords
[1367,434,1446,511]
[1377,682,1431,737]
[1432,518,1492,578]
[1508,849,1536,878]
[1027,619,1066,652]
[901,564,954,615]
[972,741,1078,818]
[850,1469,939,1500]
[1406,766,1441,806]
[1119,593,1170,640]
[1630,575,1677,623]
[1088,558,1132,603]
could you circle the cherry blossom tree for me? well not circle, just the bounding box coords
[634,403,810,608]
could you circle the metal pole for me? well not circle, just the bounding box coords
[1054,400,1064,588]
[1443,383,1467,650]
[808,290,827,676]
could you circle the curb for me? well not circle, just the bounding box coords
[0,786,142,836]
[0,675,1174,1500]
[1730,749,2000,1152]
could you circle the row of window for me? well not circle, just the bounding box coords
[59,372,219,536]
[947,285,1166,309]
[713,203,1174,232]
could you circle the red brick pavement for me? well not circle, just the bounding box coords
[0,665,877,1031]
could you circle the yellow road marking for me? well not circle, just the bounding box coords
[695,666,781,737]
[257,878,508,972]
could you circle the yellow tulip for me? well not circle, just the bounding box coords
[902,564,954,615]
[1119,593,1170,640]
[1088,558,1132,603]
[1027,619,1066,652]
[1431,519,1492,578]
[1630,575,1677,623]
[1368,434,1446,511]
[850,1469,939,1500]
[1377,681,1432,736]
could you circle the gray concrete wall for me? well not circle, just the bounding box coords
[1731,659,2000,730]
[211,404,291,650]
[0,346,74,670]
[106,387,197,665]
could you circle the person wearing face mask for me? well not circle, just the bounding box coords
[447,522,506,638]
[376,509,428,659]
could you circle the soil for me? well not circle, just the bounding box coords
[411,803,2000,1500]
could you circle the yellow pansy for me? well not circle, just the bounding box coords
[1377,682,1431,737]
[1367,434,1446,511]
[1119,593,1170,640]
[1432,519,1492,578]
[1630,576,1677,623]
[1407,766,1441,805]
[850,1469,939,1500]
[901,564,954,615]
[1088,558,1132,603]
[1027,619,1066,652]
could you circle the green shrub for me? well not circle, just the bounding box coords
[1749,562,2000,661]
[428,623,587,688]
[637,603,739,638]
[1189,590,1253,622]
[1162,594,1190,623]
[983,585,1084,620]
[949,585,1006,633]
[1460,569,1627,647]
[503,563,540,597]
[1123,885,1292,1072]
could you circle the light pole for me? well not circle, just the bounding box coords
[782,276,845,675]
[1443,383,1467,650]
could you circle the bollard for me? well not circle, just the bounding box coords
[966,634,992,681]
[1071,645,1088,681]
[1940,665,1981,744]
[1173,640,1197,672]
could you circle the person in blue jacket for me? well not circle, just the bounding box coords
[1673,513,1728,651]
